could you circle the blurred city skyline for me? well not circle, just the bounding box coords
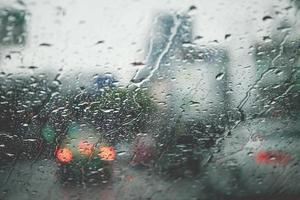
[0,0,299,113]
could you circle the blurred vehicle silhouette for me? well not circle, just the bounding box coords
[208,115,300,198]
[54,122,116,184]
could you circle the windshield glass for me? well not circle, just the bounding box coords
[0,0,300,199]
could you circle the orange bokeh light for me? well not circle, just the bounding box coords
[77,141,93,156]
[56,148,73,163]
[98,146,116,161]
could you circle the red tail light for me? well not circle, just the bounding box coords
[56,147,73,163]
[255,150,291,165]
[77,140,93,156]
[98,146,116,161]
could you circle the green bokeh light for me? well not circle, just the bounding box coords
[41,124,56,143]
[67,122,81,138]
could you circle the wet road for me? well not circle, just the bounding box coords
[0,159,206,200]
[1,154,299,200]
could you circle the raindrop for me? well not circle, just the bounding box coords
[225,34,231,40]
[23,138,37,142]
[262,15,272,21]
[28,66,38,69]
[275,70,283,75]
[247,152,254,157]
[263,36,271,42]
[215,72,225,80]
[100,108,114,113]
[262,15,273,21]
[6,153,15,157]
[277,25,291,31]
[17,0,26,6]
[117,151,127,156]
[284,6,293,10]
[131,61,145,66]
[189,5,197,11]
[95,40,104,45]
[194,35,203,40]
[188,100,200,105]
[39,43,52,47]
[182,42,195,48]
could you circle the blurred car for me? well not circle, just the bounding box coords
[208,116,300,198]
[54,122,116,184]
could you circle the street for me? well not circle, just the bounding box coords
[0,159,206,200]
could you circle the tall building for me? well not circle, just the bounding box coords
[132,12,228,125]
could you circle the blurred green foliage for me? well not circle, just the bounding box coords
[35,83,157,147]
[41,124,56,143]
[0,8,26,45]
[84,87,157,143]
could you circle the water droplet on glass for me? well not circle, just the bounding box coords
[225,34,231,40]
[215,73,225,80]
[263,36,271,42]
[39,43,52,47]
[262,15,272,21]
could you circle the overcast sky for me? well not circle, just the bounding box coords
[0,0,299,88]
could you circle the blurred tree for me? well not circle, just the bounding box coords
[0,8,26,45]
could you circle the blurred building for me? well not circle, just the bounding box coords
[132,13,229,125]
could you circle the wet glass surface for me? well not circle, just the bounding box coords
[0,0,300,199]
